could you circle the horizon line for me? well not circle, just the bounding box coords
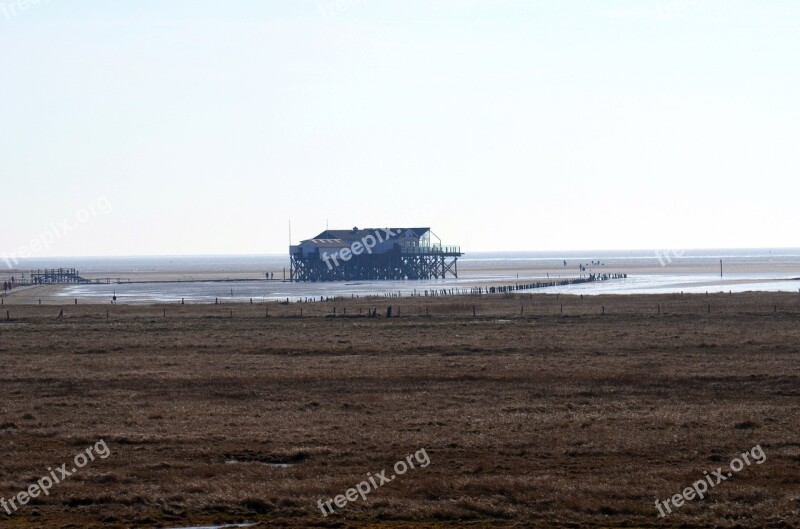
[4,246,800,261]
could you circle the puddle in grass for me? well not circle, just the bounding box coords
[226,459,294,468]
[164,523,256,529]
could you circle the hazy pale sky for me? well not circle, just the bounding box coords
[2,0,798,257]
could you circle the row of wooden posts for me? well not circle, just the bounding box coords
[3,301,791,322]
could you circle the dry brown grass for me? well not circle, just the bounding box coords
[0,292,798,528]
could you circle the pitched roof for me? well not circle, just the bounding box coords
[308,227,430,242]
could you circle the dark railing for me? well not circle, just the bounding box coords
[401,245,461,255]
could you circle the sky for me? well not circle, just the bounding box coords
[1,0,799,257]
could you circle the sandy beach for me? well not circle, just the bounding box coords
[3,251,799,306]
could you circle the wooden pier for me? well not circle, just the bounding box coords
[30,268,90,284]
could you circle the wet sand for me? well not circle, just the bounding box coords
[3,262,799,305]
[0,293,798,528]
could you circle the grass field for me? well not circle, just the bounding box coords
[0,292,798,528]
